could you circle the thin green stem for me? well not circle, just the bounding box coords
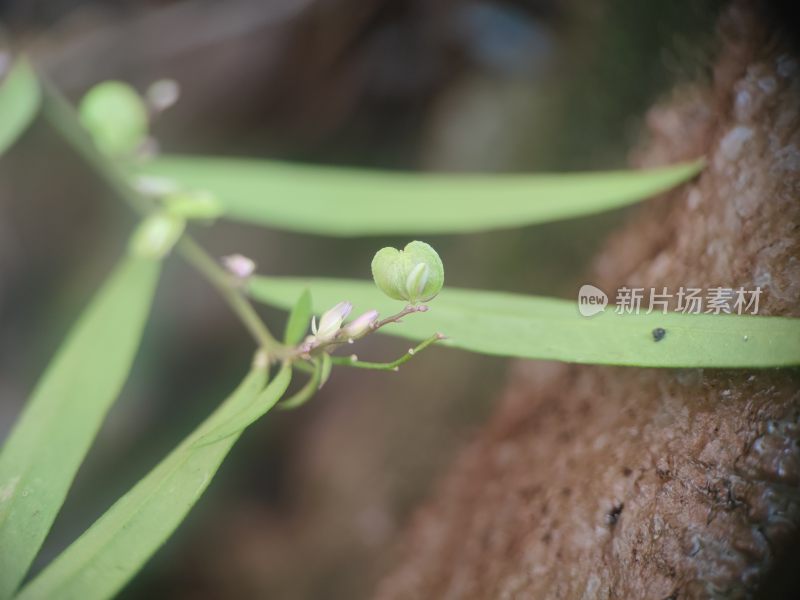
[40,80,284,356]
[178,238,283,354]
[292,360,315,374]
[41,81,151,214]
[329,333,444,371]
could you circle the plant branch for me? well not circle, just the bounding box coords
[329,333,444,371]
[178,238,283,354]
[40,81,283,356]
[288,303,430,360]
[41,81,151,214]
[374,304,429,329]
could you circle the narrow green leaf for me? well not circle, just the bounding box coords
[139,156,703,236]
[278,361,322,411]
[0,256,160,598]
[0,58,41,156]
[283,289,312,345]
[319,353,333,388]
[193,365,292,447]
[248,276,800,368]
[18,366,292,600]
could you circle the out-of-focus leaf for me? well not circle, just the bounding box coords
[283,289,312,345]
[139,156,703,236]
[0,256,161,598]
[0,58,40,156]
[17,366,292,600]
[248,276,800,368]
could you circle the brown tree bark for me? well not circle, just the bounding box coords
[375,3,800,599]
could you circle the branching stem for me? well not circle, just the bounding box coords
[329,333,444,371]
[178,238,283,354]
[41,82,284,358]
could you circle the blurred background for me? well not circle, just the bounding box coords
[0,1,721,598]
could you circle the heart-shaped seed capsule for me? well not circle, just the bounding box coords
[371,241,444,303]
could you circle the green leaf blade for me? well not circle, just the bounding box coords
[248,276,800,368]
[138,156,703,236]
[17,366,292,600]
[194,365,292,447]
[283,289,312,345]
[0,256,160,598]
[0,58,41,156]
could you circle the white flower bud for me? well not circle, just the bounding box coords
[146,79,180,113]
[222,254,256,279]
[343,309,379,339]
[312,301,352,342]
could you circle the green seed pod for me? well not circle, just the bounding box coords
[371,241,444,303]
[79,81,148,157]
[129,212,185,259]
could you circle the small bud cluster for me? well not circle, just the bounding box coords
[290,241,444,362]
[298,302,380,356]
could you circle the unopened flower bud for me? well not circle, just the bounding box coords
[343,309,379,338]
[371,241,444,304]
[311,301,352,341]
[222,254,256,279]
[146,79,180,113]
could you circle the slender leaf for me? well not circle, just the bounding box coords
[193,365,292,447]
[283,289,312,345]
[0,58,40,156]
[248,276,800,368]
[18,366,292,600]
[139,156,703,236]
[0,256,160,598]
[278,362,322,411]
[319,353,332,388]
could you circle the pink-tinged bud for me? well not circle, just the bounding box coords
[313,301,353,341]
[343,309,379,339]
[222,254,256,279]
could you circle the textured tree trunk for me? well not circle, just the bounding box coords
[376,3,800,598]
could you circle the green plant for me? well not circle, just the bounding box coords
[1,57,798,600]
